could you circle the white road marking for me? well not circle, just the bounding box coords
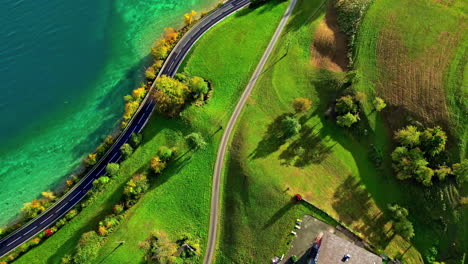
[39,214,54,225]
[23,226,38,236]
[56,202,68,213]
[70,191,81,201]
[85,180,93,189]
[6,236,22,247]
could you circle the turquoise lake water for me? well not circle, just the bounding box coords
[0,0,218,226]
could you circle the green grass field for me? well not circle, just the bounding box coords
[14,1,289,263]
[213,0,468,262]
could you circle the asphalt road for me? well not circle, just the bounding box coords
[0,0,249,258]
[202,0,298,263]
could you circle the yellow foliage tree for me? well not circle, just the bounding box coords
[41,191,56,201]
[184,10,197,26]
[132,87,146,101]
[98,226,108,236]
[150,156,166,174]
[86,153,97,166]
[153,75,189,116]
[123,100,140,120]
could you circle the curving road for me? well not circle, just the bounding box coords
[0,0,249,258]
[202,0,297,263]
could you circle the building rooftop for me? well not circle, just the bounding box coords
[316,231,382,264]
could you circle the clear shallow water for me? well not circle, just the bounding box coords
[0,0,217,226]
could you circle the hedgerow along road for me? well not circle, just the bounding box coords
[0,0,250,258]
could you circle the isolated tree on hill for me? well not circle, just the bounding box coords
[420,126,447,156]
[184,10,197,27]
[373,97,386,112]
[106,163,120,178]
[336,95,357,114]
[120,143,134,159]
[281,116,301,138]
[337,112,359,127]
[189,76,209,99]
[292,98,312,114]
[185,133,207,150]
[394,125,420,147]
[153,75,189,117]
[150,156,166,174]
[452,159,468,186]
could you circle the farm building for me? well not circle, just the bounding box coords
[314,231,382,264]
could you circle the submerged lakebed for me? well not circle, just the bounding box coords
[0,0,218,226]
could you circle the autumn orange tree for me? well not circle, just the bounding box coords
[163,27,178,44]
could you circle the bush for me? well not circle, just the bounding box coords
[85,153,97,167]
[452,159,468,185]
[106,163,120,178]
[373,97,386,112]
[145,67,156,80]
[291,255,298,263]
[368,145,383,167]
[120,143,134,159]
[189,76,209,99]
[150,156,167,174]
[337,112,359,127]
[123,174,149,201]
[185,133,207,150]
[292,98,312,114]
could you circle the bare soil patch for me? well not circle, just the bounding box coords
[375,19,463,131]
[311,4,348,72]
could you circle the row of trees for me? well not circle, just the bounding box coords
[334,93,386,128]
[391,125,467,186]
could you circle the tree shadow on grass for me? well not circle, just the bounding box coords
[262,199,296,230]
[249,113,292,159]
[279,124,335,167]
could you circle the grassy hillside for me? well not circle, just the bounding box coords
[354,0,467,159]
[14,1,289,263]
[215,0,426,263]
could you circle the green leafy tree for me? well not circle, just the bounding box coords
[185,133,207,150]
[189,76,209,99]
[120,143,134,159]
[373,97,386,112]
[153,75,189,117]
[452,159,468,185]
[292,98,312,114]
[387,204,409,221]
[73,231,103,264]
[145,67,156,80]
[415,166,434,186]
[394,125,420,147]
[337,112,359,127]
[151,40,169,60]
[394,219,415,240]
[106,163,120,178]
[130,133,143,148]
[336,95,357,114]
[391,147,429,182]
[434,166,451,181]
[281,116,301,138]
[420,126,447,156]
[157,146,174,161]
[92,176,110,192]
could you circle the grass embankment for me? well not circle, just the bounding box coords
[215,0,431,263]
[14,1,289,263]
